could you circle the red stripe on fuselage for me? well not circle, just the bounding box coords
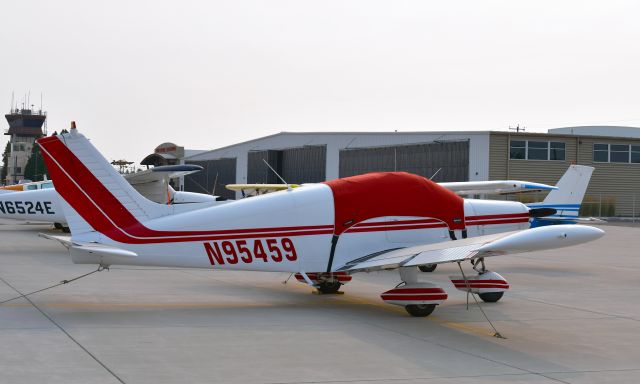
[346,215,529,233]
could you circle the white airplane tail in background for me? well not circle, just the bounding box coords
[37,126,174,237]
[528,164,594,223]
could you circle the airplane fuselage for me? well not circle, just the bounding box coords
[0,188,65,223]
[71,184,530,272]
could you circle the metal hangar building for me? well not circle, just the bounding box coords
[181,127,640,217]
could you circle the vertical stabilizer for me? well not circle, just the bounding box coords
[528,165,594,221]
[37,126,174,237]
[542,165,594,206]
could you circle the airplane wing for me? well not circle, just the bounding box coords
[439,180,558,195]
[124,165,208,204]
[338,224,603,272]
[226,183,301,197]
[124,165,204,185]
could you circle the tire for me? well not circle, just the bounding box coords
[62,226,71,233]
[479,291,504,303]
[317,281,342,294]
[53,222,63,229]
[405,304,436,317]
[418,264,437,273]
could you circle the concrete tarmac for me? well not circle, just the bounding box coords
[0,220,639,384]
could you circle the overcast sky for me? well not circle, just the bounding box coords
[1,0,639,163]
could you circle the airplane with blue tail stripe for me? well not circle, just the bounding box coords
[527,165,595,227]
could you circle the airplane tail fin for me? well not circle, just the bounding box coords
[528,165,594,222]
[37,126,174,239]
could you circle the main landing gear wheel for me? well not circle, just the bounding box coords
[405,304,436,317]
[479,292,504,303]
[418,264,437,273]
[317,281,342,294]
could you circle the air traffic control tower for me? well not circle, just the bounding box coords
[4,106,46,184]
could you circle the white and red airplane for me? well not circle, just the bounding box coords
[37,126,604,317]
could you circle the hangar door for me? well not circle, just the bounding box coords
[339,141,469,182]
[247,146,326,184]
[184,158,237,200]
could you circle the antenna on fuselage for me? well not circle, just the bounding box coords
[429,168,442,181]
[262,158,291,191]
[212,172,219,196]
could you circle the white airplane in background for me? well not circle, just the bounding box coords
[528,165,595,227]
[0,165,223,230]
[38,126,604,318]
[0,178,56,193]
[226,179,559,198]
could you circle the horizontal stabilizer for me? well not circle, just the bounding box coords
[339,225,604,272]
[69,243,138,258]
[39,233,76,248]
[40,232,137,264]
